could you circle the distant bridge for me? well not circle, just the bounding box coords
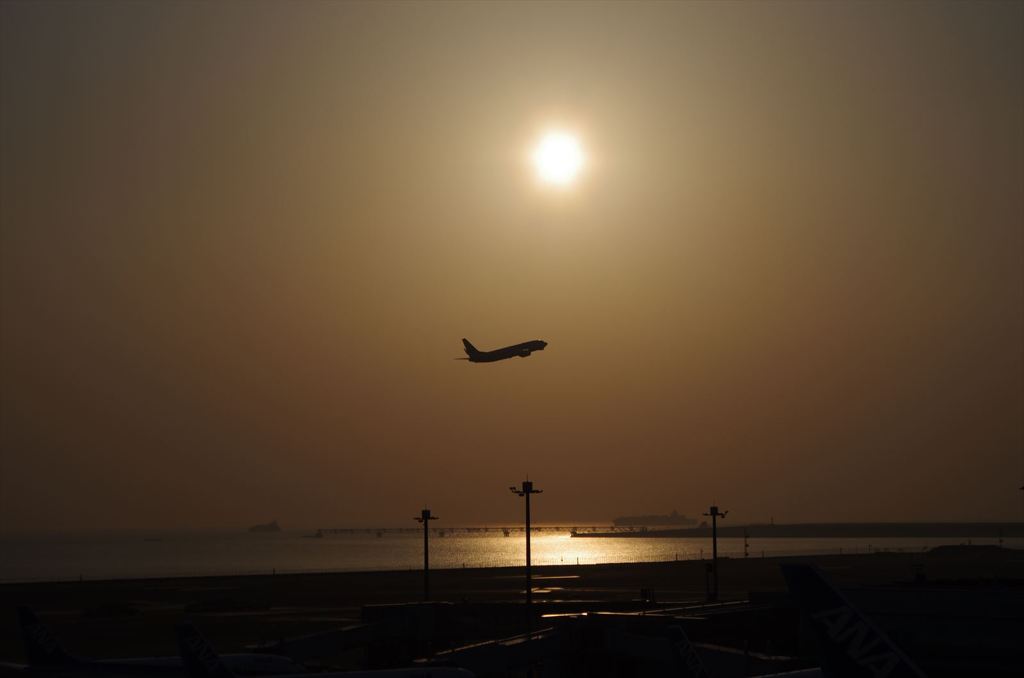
[311,525,639,538]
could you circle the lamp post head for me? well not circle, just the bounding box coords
[415,508,438,523]
[511,480,543,496]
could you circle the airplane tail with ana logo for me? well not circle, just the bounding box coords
[781,564,926,678]
[17,606,78,668]
[177,622,236,678]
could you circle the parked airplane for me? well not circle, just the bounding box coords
[4,607,304,676]
[458,338,547,363]
[176,623,474,678]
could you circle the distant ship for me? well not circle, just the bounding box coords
[613,510,696,527]
[248,520,282,533]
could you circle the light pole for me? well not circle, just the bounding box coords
[703,505,728,601]
[414,508,438,601]
[510,480,543,622]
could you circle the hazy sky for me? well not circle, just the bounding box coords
[2,1,1021,531]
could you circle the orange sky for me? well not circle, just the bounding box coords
[1,1,1021,530]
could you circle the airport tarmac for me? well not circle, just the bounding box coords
[2,548,1021,673]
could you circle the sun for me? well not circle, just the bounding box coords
[532,131,585,186]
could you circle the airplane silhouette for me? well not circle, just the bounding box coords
[11,606,305,676]
[459,338,547,363]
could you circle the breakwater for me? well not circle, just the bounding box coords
[572,522,1024,538]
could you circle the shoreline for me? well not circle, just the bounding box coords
[4,520,1022,536]
[9,531,1021,587]
[3,535,1019,587]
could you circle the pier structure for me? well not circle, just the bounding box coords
[312,524,621,537]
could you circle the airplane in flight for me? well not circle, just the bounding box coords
[458,338,547,363]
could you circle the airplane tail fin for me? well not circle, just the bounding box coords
[664,625,712,678]
[176,622,236,678]
[780,564,926,678]
[462,338,480,358]
[17,606,78,667]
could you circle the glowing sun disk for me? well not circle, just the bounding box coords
[533,132,584,186]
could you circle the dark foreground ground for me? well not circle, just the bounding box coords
[2,547,1022,675]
